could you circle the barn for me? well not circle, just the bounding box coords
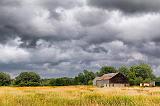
[93,72,129,87]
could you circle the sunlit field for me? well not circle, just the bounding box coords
[1,86,160,106]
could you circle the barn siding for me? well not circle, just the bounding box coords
[96,80,109,87]
[109,83,129,87]
[109,73,128,84]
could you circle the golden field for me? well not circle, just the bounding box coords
[1,86,160,106]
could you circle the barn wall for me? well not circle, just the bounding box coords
[95,80,129,87]
[109,73,128,84]
[93,78,97,86]
[103,80,109,87]
[109,83,129,87]
[96,80,109,87]
[96,80,103,87]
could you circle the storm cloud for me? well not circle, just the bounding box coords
[87,0,160,13]
[0,0,160,77]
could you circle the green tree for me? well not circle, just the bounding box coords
[49,77,75,86]
[41,79,51,86]
[49,78,56,86]
[75,73,85,85]
[83,70,95,85]
[118,66,129,77]
[130,64,155,80]
[75,70,95,85]
[128,64,155,85]
[143,78,152,83]
[96,66,117,76]
[15,72,41,86]
[0,72,11,86]
[155,77,160,82]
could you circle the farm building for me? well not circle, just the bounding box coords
[93,72,129,87]
[140,82,155,87]
[139,81,160,87]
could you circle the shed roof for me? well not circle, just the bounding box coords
[97,72,119,80]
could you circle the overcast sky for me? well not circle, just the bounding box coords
[1,0,160,78]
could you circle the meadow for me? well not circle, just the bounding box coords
[0,86,160,106]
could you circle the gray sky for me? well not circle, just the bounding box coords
[0,0,160,78]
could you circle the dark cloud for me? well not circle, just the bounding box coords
[39,0,82,9]
[87,0,160,13]
[0,0,160,77]
[0,0,21,6]
[75,8,108,27]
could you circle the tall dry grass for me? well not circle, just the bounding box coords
[0,86,160,106]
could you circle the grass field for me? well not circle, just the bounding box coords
[0,86,160,106]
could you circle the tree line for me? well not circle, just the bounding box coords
[0,63,160,86]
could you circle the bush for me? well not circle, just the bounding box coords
[88,80,93,85]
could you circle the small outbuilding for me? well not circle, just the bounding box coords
[93,72,129,87]
[140,82,155,87]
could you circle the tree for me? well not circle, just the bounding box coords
[49,77,75,86]
[96,66,117,76]
[83,70,95,85]
[15,72,41,86]
[49,78,56,86]
[128,64,155,85]
[130,64,155,80]
[143,78,152,83]
[75,73,85,85]
[0,72,11,86]
[75,70,95,85]
[41,79,51,86]
[118,66,129,77]
[155,77,160,82]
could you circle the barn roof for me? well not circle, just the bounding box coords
[97,72,119,80]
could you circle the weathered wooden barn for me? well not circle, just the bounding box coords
[93,73,129,87]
